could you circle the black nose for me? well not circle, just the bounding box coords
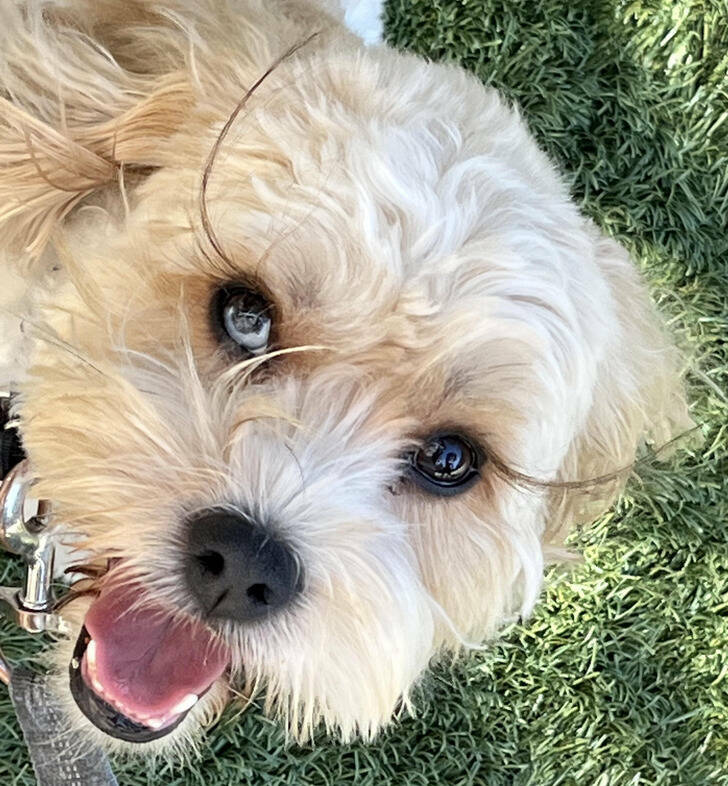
[184,509,300,623]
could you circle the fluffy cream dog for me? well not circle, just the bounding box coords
[0,0,689,756]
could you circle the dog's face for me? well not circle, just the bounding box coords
[2,0,688,755]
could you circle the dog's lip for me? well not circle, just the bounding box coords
[67,573,231,742]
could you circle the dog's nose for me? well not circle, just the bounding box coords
[184,509,300,623]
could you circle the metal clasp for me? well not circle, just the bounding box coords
[0,460,68,643]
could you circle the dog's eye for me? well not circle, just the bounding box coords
[408,434,482,496]
[217,287,272,355]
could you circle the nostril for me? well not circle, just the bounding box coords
[195,550,225,577]
[246,583,272,606]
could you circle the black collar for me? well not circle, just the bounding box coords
[1,395,24,481]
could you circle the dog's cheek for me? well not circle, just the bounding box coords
[403,477,546,644]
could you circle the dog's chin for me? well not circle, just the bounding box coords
[67,577,231,744]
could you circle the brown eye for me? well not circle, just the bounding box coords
[408,434,482,496]
[215,286,272,355]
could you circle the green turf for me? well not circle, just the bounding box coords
[2,0,727,783]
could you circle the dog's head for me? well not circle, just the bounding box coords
[0,0,689,753]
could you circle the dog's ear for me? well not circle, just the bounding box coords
[546,229,693,543]
[0,1,194,262]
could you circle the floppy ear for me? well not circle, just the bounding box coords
[0,1,194,262]
[546,228,692,542]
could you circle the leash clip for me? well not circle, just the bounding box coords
[0,460,68,644]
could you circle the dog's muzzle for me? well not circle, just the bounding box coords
[0,395,237,749]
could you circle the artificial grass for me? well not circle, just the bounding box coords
[1,0,727,784]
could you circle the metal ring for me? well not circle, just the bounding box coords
[1,460,40,557]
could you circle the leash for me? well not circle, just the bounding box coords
[1,393,118,786]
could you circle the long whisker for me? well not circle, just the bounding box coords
[199,34,319,269]
[218,344,330,384]
[1,308,113,381]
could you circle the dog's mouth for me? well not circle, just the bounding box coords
[69,578,230,743]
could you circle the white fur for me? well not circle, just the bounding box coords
[0,263,34,388]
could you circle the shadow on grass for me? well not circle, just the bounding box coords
[385,0,728,278]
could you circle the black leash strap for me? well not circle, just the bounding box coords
[9,668,119,786]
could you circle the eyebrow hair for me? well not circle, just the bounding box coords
[198,34,319,278]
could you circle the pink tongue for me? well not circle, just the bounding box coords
[83,578,230,719]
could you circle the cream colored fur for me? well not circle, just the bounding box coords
[0,0,689,757]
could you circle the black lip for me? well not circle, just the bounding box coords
[69,626,187,743]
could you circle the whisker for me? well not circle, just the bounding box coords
[3,310,113,381]
[218,344,330,383]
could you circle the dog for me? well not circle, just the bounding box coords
[0,0,690,757]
